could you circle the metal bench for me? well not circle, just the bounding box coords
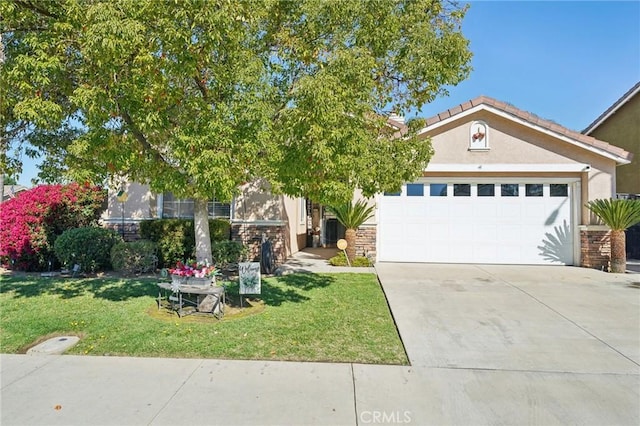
[157,282,225,318]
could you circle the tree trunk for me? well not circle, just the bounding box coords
[345,228,357,264]
[610,229,626,273]
[194,198,212,264]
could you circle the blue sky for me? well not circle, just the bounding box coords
[416,1,640,126]
[15,0,640,186]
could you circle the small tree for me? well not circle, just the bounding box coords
[586,198,640,273]
[328,200,375,264]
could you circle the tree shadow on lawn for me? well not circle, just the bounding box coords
[1,272,336,305]
[223,273,336,306]
[0,275,156,301]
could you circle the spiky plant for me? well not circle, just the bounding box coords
[328,200,375,264]
[586,198,640,273]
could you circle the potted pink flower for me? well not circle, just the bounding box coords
[169,260,217,287]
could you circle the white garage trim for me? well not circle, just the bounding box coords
[425,163,591,173]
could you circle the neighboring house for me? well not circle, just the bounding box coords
[583,82,640,259]
[106,96,632,269]
[583,81,639,197]
[2,185,28,202]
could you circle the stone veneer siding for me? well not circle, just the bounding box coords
[580,226,611,271]
[231,223,287,265]
[355,225,377,262]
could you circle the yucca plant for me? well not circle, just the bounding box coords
[586,198,640,273]
[328,200,375,264]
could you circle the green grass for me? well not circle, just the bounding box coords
[0,272,407,365]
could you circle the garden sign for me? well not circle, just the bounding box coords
[239,262,261,295]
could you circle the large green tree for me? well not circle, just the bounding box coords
[1,0,472,262]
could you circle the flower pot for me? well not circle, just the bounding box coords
[187,277,213,287]
[171,274,188,285]
[170,275,214,287]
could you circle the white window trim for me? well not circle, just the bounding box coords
[469,120,490,151]
[299,198,306,225]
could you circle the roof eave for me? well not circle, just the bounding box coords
[418,102,632,165]
[583,81,640,135]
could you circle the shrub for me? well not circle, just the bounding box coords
[54,227,122,272]
[0,183,106,271]
[139,218,231,268]
[328,251,372,267]
[111,240,158,275]
[211,240,248,270]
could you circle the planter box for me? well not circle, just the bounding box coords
[171,275,213,287]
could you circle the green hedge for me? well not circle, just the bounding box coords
[139,219,231,268]
[328,251,372,267]
[54,227,122,272]
[111,240,158,275]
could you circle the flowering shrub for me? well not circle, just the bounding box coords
[0,183,106,271]
[169,261,217,278]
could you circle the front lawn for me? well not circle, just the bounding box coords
[0,272,407,365]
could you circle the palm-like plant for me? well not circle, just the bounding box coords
[328,200,375,264]
[586,198,640,273]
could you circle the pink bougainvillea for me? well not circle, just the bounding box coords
[0,183,106,271]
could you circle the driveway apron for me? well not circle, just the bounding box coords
[375,263,639,373]
[371,263,640,424]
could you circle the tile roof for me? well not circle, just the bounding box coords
[422,95,632,163]
[583,81,640,134]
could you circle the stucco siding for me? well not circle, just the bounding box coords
[587,94,640,194]
[105,182,155,222]
[232,179,284,222]
[353,188,377,225]
[427,111,586,165]
[282,195,306,256]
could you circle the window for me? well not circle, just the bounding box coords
[162,192,230,219]
[406,183,424,197]
[299,198,307,225]
[478,184,495,197]
[453,184,470,196]
[501,184,519,197]
[384,190,401,196]
[525,184,543,197]
[430,184,447,197]
[550,184,568,197]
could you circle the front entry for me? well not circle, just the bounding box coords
[324,218,346,248]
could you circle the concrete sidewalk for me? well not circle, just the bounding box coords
[275,248,375,274]
[3,352,639,426]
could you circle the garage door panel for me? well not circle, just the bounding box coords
[378,181,574,265]
[497,224,522,243]
[425,202,449,219]
[449,224,474,241]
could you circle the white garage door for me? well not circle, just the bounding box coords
[378,180,576,265]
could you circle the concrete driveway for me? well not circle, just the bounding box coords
[373,263,640,424]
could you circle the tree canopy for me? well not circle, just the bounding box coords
[1,0,472,205]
